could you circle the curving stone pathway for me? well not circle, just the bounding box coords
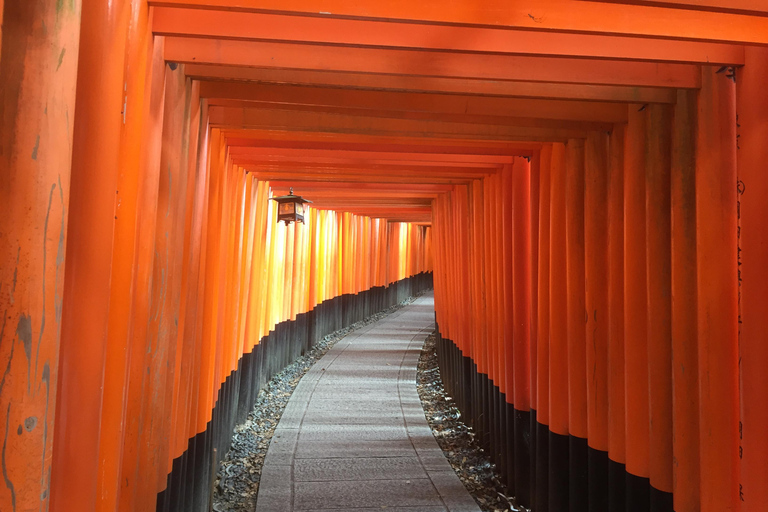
[255,292,481,512]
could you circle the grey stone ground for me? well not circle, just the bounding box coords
[255,292,481,512]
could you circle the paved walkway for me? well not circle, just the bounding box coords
[255,292,481,512]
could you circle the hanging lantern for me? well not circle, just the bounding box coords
[270,187,312,225]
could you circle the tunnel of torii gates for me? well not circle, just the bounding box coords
[2,1,768,512]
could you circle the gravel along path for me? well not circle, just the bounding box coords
[416,332,530,512]
[212,293,426,512]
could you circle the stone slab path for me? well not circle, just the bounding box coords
[255,292,481,512]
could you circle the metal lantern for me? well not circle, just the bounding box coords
[270,187,312,225]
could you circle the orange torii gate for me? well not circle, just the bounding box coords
[1,1,767,511]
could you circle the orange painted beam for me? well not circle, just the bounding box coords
[208,99,615,133]
[150,0,768,44]
[189,65,677,104]
[248,166,489,177]
[166,38,700,88]
[269,193,438,203]
[230,146,517,165]
[208,106,591,142]
[241,161,500,174]
[269,181,451,193]
[225,137,537,156]
[235,156,501,170]
[248,172,477,186]
[154,7,744,64]
[590,0,768,16]
[310,204,433,212]
[221,129,543,154]
[199,82,630,123]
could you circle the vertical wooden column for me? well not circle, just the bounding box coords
[645,104,674,510]
[607,125,627,510]
[529,151,541,429]
[585,131,610,512]
[471,180,488,444]
[548,143,569,511]
[535,145,553,512]
[50,0,131,508]
[624,105,650,510]
[95,0,154,504]
[565,138,588,511]
[0,2,81,510]
[696,67,739,511]
[502,164,516,494]
[671,89,700,512]
[512,157,532,507]
[737,46,768,512]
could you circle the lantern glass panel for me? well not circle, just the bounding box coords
[296,202,304,215]
[279,202,295,215]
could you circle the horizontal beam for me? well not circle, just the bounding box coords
[208,99,615,131]
[310,205,432,214]
[225,137,538,156]
[149,0,768,44]
[230,147,518,164]
[189,66,677,104]
[238,162,497,176]
[208,106,593,142]
[221,130,544,154]
[244,172,476,185]
[153,8,744,64]
[166,38,700,88]
[585,0,768,16]
[233,156,502,170]
[269,190,439,200]
[199,82,629,123]
[269,180,452,192]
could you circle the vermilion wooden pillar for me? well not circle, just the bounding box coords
[535,144,553,512]
[0,2,81,511]
[696,65,739,512]
[607,125,627,511]
[624,105,650,510]
[548,143,569,511]
[512,157,532,507]
[50,0,131,509]
[645,104,674,510]
[94,1,156,508]
[737,46,768,512]
[585,131,609,512]
[565,138,588,511]
[671,89,700,512]
[529,151,541,422]
[502,163,516,494]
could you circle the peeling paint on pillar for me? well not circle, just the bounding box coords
[0,1,82,511]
